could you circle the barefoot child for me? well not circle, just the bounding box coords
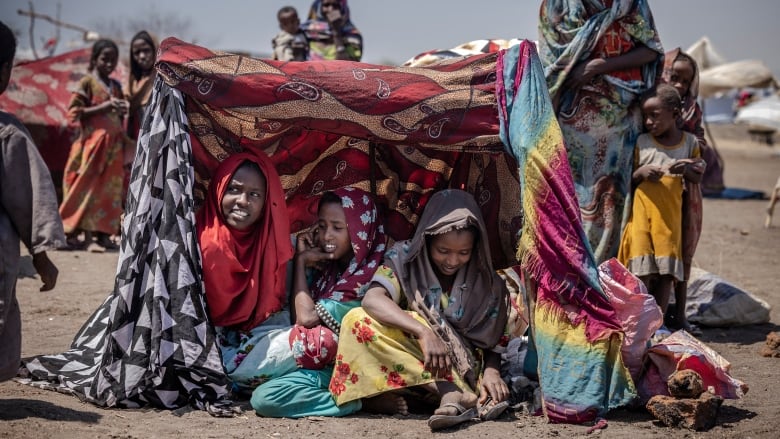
[252,187,390,418]
[59,38,130,252]
[619,84,706,335]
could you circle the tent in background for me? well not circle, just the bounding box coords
[0,48,127,200]
[686,36,778,99]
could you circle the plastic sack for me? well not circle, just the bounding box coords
[686,268,771,327]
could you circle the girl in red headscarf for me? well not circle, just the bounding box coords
[197,152,297,391]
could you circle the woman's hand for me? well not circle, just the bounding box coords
[479,366,509,404]
[418,328,451,378]
[562,58,606,92]
[112,98,129,116]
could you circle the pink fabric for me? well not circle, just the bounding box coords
[639,330,749,401]
[289,324,339,369]
[598,258,663,381]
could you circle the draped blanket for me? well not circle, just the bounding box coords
[21,38,635,422]
[498,44,635,422]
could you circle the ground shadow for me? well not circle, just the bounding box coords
[715,404,758,427]
[0,398,102,423]
[697,322,780,345]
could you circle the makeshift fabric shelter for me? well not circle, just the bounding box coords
[0,48,127,199]
[22,38,635,423]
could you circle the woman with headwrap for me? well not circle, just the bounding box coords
[538,0,664,263]
[198,152,298,391]
[300,0,362,61]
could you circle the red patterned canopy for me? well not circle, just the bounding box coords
[157,38,522,268]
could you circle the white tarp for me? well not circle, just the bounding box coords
[698,59,778,98]
[735,94,780,131]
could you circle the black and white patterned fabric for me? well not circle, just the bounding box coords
[19,80,235,416]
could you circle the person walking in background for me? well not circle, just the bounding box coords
[0,20,65,382]
[272,6,309,61]
[59,38,130,252]
[618,84,705,336]
[301,0,362,61]
[538,0,664,263]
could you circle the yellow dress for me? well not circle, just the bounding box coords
[618,132,700,281]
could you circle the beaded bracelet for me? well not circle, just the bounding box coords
[315,302,341,333]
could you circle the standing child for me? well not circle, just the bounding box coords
[272,6,309,61]
[0,20,65,381]
[618,84,706,335]
[662,49,716,334]
[59,39,130,252]
[663,49,724,196]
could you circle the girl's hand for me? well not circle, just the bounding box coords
[418,329,451,378]
[295,230,334,268]
[479,366,509,404]
[111,99,129,116]
[681,158,706,183]
[668,160,688,175]
[636,164,664,182]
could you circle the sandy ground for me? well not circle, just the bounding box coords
[2,124,779,438]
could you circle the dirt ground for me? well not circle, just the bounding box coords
[2,124,779,438]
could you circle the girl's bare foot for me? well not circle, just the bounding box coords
[361,393,409,415]
[433,382,477,416]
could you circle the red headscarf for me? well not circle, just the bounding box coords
[197,152,293,330]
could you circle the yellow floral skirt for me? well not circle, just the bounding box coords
[330,307,470,406]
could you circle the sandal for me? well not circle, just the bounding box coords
[478,397,509,421]
[427,402,477,431]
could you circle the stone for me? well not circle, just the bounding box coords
[668,369,704,398]
[760,332,780,358]
[646,393,723,431]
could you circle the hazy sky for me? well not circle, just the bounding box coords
[3,0,779,77]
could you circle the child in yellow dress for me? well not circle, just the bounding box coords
[618,84,705,334]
